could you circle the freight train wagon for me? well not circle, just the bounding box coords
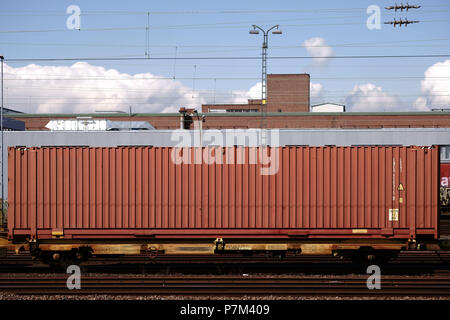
[6,145,440,266]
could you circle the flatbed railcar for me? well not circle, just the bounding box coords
[3,144,442,266]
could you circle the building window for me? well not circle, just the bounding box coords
[441,146,450,161]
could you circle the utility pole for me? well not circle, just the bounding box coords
[249,25,282,145]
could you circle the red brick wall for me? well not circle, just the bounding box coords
[267,74,310,112]
[10,113,450,130]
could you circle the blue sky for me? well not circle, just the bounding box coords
[0,0,449,113]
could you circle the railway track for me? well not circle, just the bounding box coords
[1,274,450,297]
[1,251,450,275]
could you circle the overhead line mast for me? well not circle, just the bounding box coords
[249,24,282,145]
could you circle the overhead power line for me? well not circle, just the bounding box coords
[5,54,450,63]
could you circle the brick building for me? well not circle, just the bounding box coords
[8,111,450,130]
[6,73,450,130]
[202,74,310,113]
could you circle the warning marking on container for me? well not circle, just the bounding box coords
[389,209,399,222]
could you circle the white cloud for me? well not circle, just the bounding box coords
[344,83,400,112]
[227,82,261,104]
[414,59,450,111]
[310,82,324,105]
[3,62,205,114]
[302,37,334,65]
[245,82,262,100]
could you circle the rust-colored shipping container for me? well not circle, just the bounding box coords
[8,146,439,241]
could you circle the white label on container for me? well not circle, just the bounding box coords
[389,209,399,222]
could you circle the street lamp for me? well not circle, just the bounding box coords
[249,25,282,145]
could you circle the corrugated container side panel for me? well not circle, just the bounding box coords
[17,150,23,228]
[155,148,161,228]
[296,148,302,228]
[103,149,110,229]
[43,149,50,228]
[343,149,350,228]
[367,149,373,228]
[324,148,330,228]
[7,150,15,235]
[167,148,174,229]
[288,148,295,228]
[56,148,62,229]
[8,146,440,239]
[134,148,140,228]
[385,148,393,231]
[184,150,190,227]
[176,152,182,228]
[416,150,423,228]
[282,147,288,228]
[28,150,36,235]
[310,148,317,228]
[316,148,323,228]
[222,152,229,228]
[164,148,170,228]
[195,150,202,228]
[179,156,184,229]
[432,148,439,231]
[217,152,224,228]
[336,148,343,228]
[202,151,208,228]
[350,149,357,228]
[378,148,384,229]
[66,149,73,229]
[75,149,82,228]
[255,149,261,228]
[142,149,149,228]
[425,149,431,228]
[358,148,365,228]
[23,151,29,229]
[13,150,19,228]
[82,149,88,229]
[409,149,417,234]
[122,148,129,229]
[393,147,399,230]
[400,148,407,229]
[303,148,310,228]
[209,149,216,228]
[330,148,337,228]
[365,148,371,229]
[148,148,154,229]
[426,150,432,228]
[98,149,104,229]
[37,149,44,229]
[371,148,378,228]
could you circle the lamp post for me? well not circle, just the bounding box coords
[249,25,282,145]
